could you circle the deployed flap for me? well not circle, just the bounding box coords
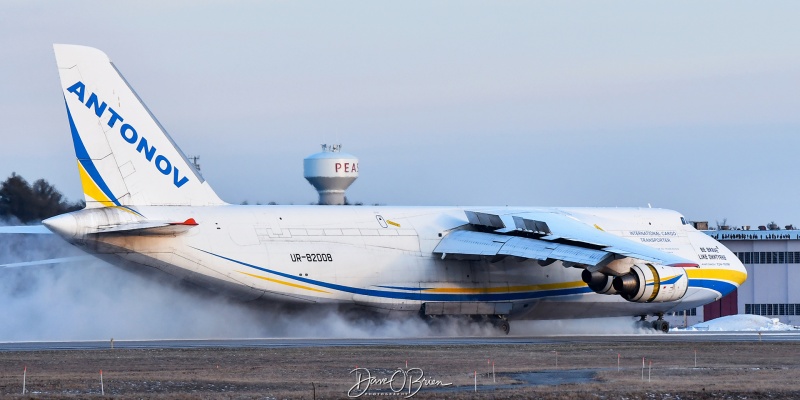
[502,237,610,266]
[432,230,508,257]
[433,230,612,266]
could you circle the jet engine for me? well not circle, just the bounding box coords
[581,270,618,295]
[612,264,688,303]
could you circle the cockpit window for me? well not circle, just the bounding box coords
[680,217,688,225]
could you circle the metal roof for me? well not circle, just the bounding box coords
[703,230,800,241]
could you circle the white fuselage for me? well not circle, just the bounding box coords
[49,205,746,321]
[47,45,748,324]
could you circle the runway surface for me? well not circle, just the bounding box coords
[3,331,799,351]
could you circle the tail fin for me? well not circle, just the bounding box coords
[53,44,225,208]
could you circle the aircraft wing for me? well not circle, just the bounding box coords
[433,210,697,268]
[433,230,612,266]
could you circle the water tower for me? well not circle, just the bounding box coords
[304,144,359,205]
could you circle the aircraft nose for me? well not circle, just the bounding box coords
[730,256,748,287]
[719,246,747,290]
[43,213,79,239]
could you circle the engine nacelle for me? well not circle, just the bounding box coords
[612,264,688,303]
[581,270,618,295]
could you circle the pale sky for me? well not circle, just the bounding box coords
[2,1,799,227]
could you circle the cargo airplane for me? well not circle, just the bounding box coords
[2,45,747,334]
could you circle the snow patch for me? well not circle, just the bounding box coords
[678,314,799,332]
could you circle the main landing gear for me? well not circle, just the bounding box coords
[490,316,510,335]
[419,310,511,335]
[636,314,670,333]
[470,315,511,335]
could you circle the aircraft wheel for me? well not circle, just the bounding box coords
[489,317,510,335]
[499,320,510,335]
[652,320,670,333]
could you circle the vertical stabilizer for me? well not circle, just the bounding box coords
[54,44,225,208]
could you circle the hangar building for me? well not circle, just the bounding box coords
[665,225,800,328]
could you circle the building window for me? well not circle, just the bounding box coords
[746,303,800,316]
[731,251,800,264]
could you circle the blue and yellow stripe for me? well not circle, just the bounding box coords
[65,100,142,217]
[686,268,747,296]
[195,248,591,301]
[197,248,745,301]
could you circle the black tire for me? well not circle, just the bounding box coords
[652,320,670,333]
[487,316,510,335]
[501,320,510,335]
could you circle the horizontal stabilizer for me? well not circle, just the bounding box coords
[0,225,53,234]
[0,256,93,268]
[91,218,198,236]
